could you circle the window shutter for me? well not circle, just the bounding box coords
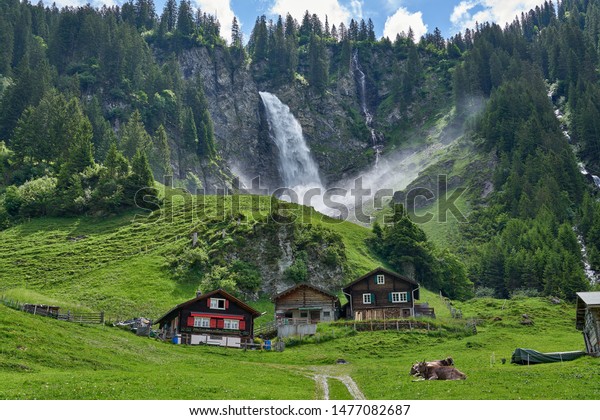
[388,292,393,303]
[225,300,229,309]
[187,316,195,327]
[239,320,246,330]
[210,318,217,328]
[217,319,225,329]
[374,276,377,284]
[371,293,376,304]
[207,298,212,308]
[407,292,411,302]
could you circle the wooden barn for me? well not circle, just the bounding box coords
[154,289,261,348]
[342,267,430,320]
[274,283,339,324]
[576,292,600,356]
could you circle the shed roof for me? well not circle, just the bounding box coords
[154,289,261,325]
[576,292,600,307]
[342,266,419,292]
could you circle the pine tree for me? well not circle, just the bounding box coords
[176,0,193,38]
[231,16,243,48]
[181,106,198,151]
[0,14,14,75]
[161,0,178,33]
[104,141,129,179]
[367,18,376,42]
[63,98,94,175]
[309,34,329,92]
[151,124,172,181]
[120,110,152,160]
[249,15,268,60]
[129,149,155,189]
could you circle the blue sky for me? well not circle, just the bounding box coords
[56,0,547,43]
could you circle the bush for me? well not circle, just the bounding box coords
[3,185,21,216]
[0,201,9,230]
[284,252,308,284]
[510,288,541,299]
[474,286,497,298]
[17,176,57,217]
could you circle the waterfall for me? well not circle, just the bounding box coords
[259,91,324,193]
[550,88,599,285]
[352,50,382,166]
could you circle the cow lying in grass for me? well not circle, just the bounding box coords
[412,361,467,381]
[409,357,454,376]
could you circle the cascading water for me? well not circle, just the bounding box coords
[549,87,599,285]
[259,91,326,208]
[352,50,383,166]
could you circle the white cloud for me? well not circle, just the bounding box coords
[451,0,543,33]
[193,0,237,44]
[383,7,428,40]
[270,0,362,26]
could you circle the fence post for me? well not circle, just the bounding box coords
[100,312,104,324]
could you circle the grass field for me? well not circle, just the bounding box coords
[0,294,598,400]
[1,196,599,400]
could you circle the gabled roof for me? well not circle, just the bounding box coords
[342,266,419,292]
[273,283,340,302]
[154,289,261,325]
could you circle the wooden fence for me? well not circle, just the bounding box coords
[0,296,104,324]
[334,319,477,334]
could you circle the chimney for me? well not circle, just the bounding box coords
[195,290,202,298]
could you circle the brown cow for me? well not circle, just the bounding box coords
[409,357,454,376]
[413,361,466,381]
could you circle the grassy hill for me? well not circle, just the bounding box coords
[1,194,599,400]
[1,295,598,399]
[0,193,383,320]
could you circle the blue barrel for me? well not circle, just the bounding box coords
[264,340,271,350]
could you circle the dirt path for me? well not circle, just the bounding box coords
[312,372,365,400]
[336,375,365,400]
[314,375,329,400]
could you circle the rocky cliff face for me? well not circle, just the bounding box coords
[177,45,453,192]
[177,47,376,191]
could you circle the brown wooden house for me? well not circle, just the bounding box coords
[342,267,424,320]
[274,283,340,325]
[154,289,261,348]
[576,292,600,356]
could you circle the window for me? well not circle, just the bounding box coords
[323,311,331,318]
[391,292,408,303]
[210,298,226,310]
[376,274,385,284]
[224,319,239,330]
[363,293,372,304]
[193,317,210,328]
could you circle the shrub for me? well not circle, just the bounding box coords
[510,288,541,299]
[474,286,497,298]
[3,185,21,216]
[17,176,57,217]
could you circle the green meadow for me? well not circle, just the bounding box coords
[0,196,599,400]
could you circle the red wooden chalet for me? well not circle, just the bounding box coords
[154,289,261,348]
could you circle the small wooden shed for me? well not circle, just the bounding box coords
[273,283,340,325]
[576,292,600,356]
